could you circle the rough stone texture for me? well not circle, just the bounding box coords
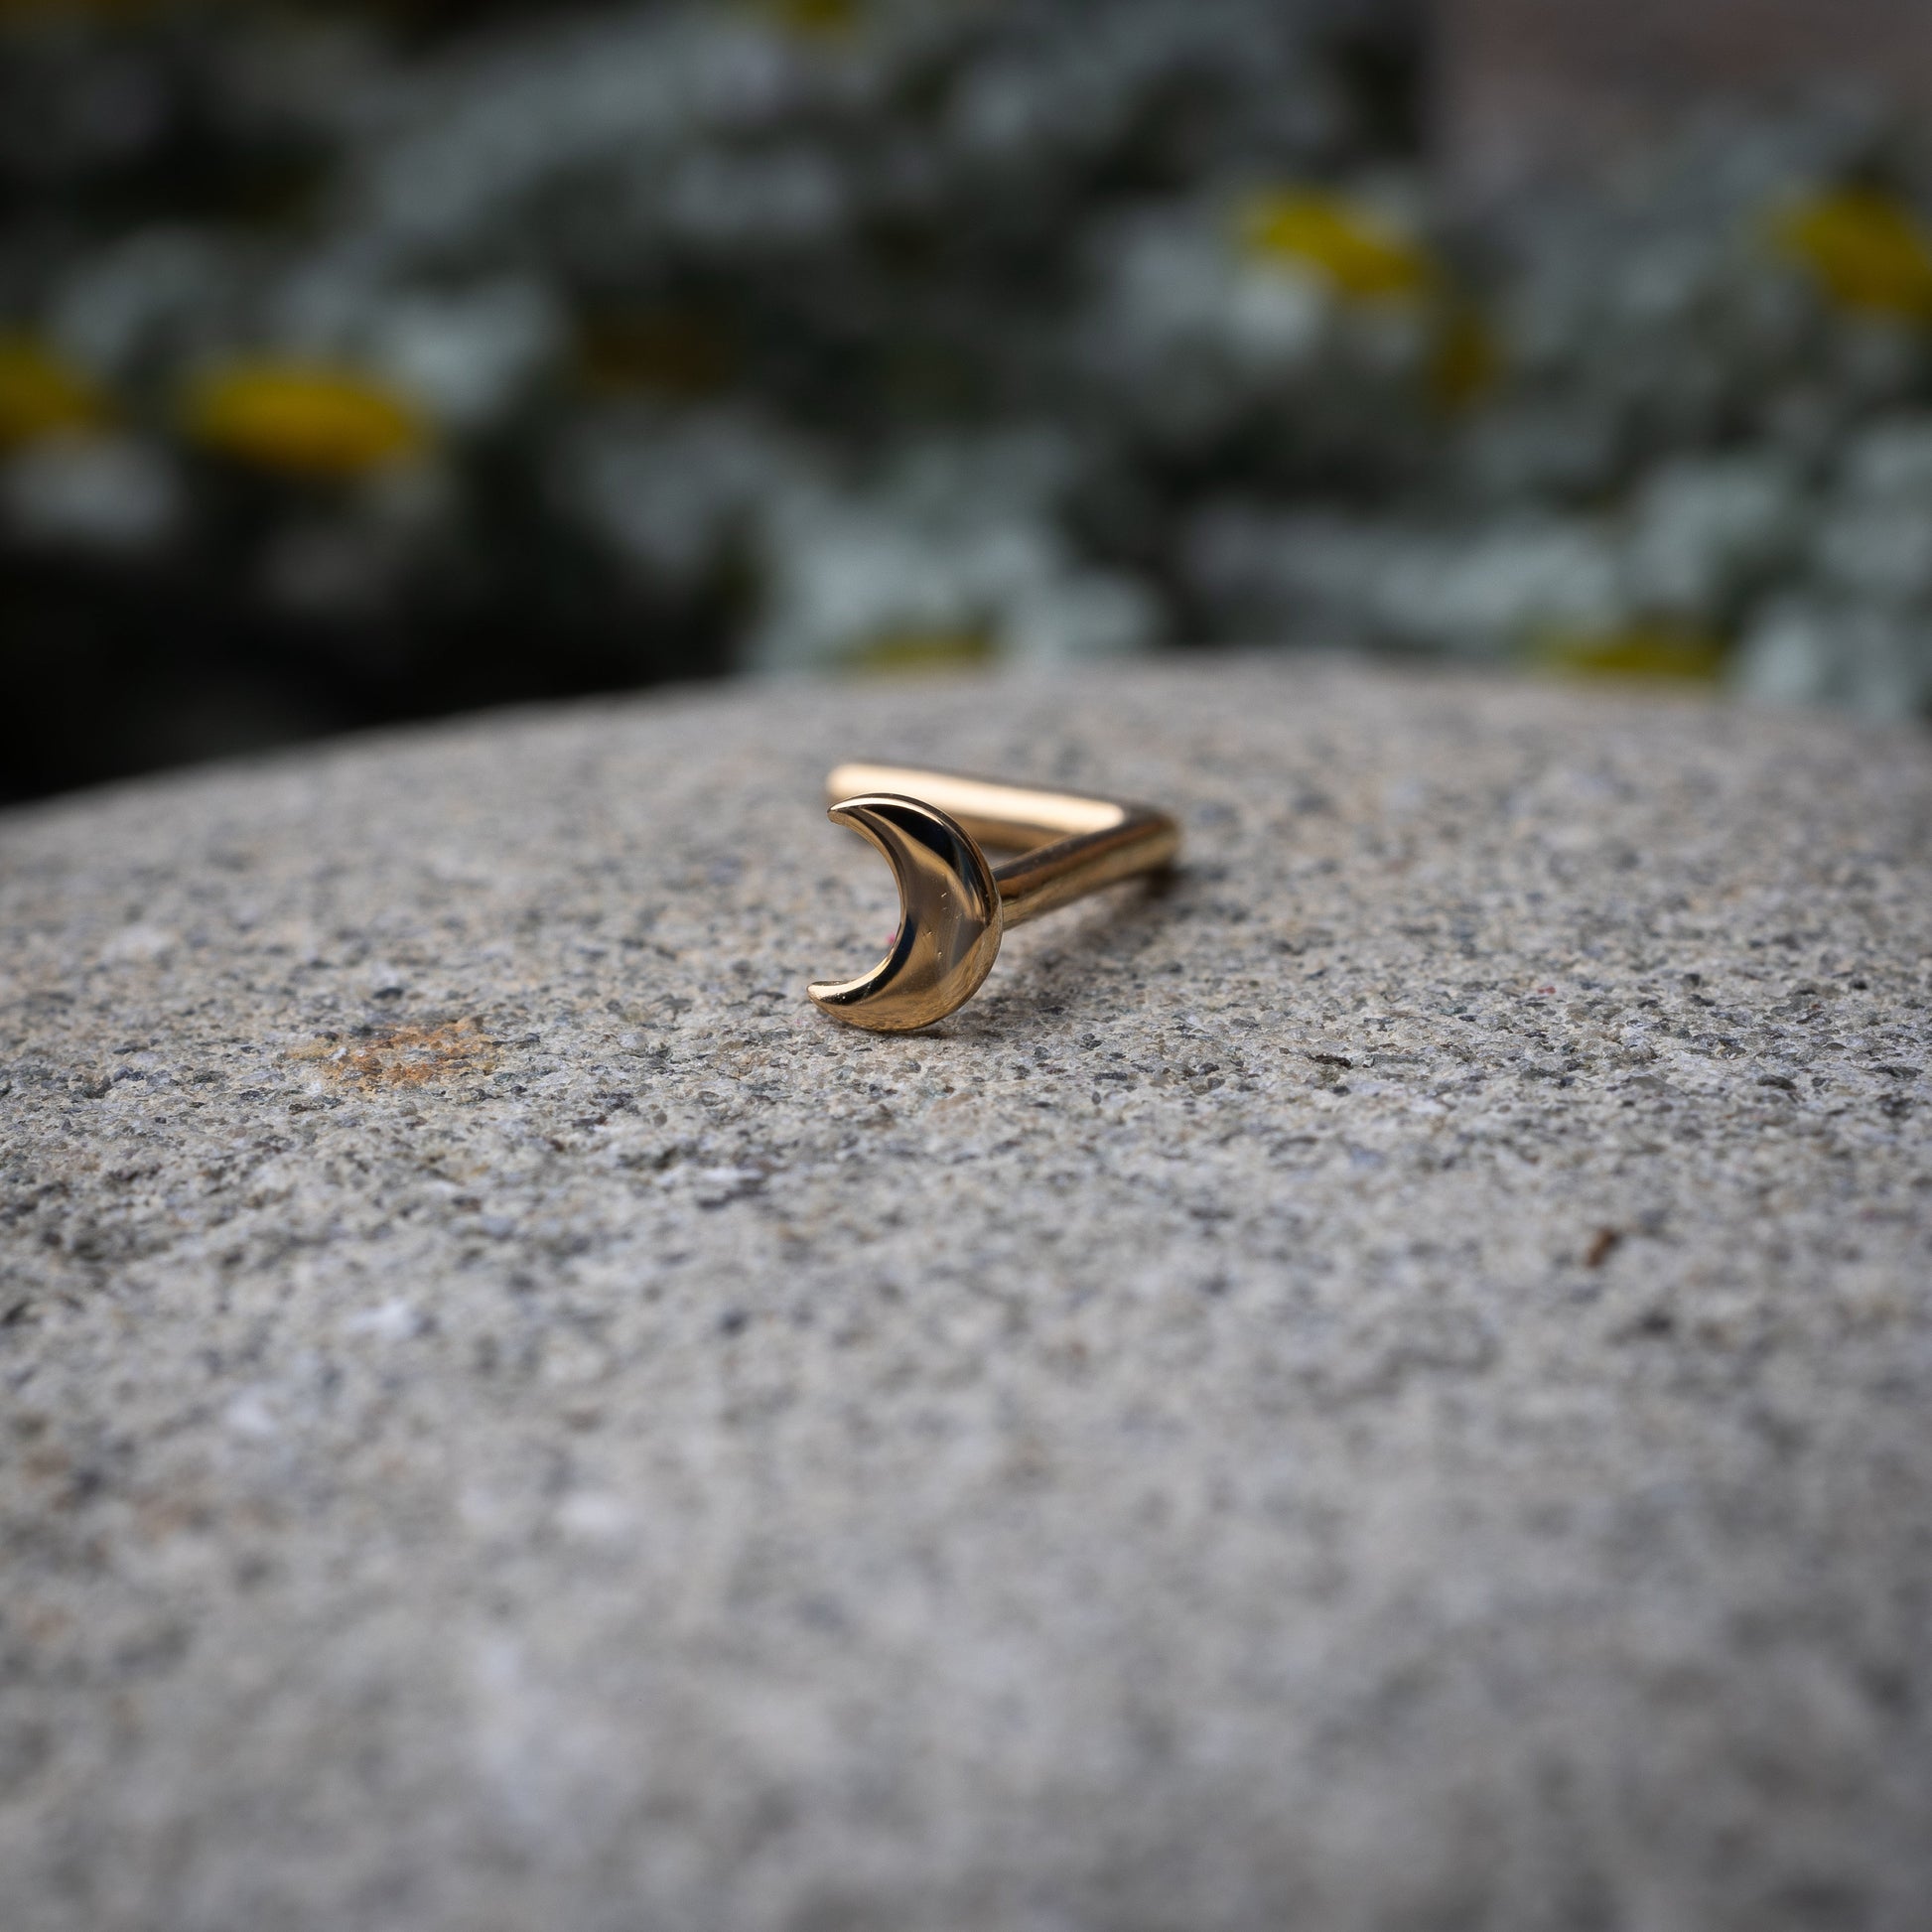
[2,657,1930,1932]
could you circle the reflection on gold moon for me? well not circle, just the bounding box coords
[807,794,1003,1033]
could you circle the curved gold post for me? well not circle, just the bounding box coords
[808,762,1179,1032]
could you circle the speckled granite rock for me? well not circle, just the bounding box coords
[3,658,1930,1932]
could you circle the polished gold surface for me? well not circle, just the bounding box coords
[809,763,1179,1032]
[805,793,1005,1033]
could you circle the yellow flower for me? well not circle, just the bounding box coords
[577,310,736,399]
[184,361,430,478]
[1771,188,1932,322]
[1236,189,1501,407]
[843,625,995,675]
[0,335,107,448]
[1236,189,1437,302]
[1531,621,1726,684]
[754,0,860,40]
[1427,301,1502,412]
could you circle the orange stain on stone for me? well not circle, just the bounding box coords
[291,1019,496,1090]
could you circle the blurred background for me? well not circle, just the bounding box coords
[4,0,1932,805]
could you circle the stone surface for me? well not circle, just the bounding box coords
[2,657,1930,1932]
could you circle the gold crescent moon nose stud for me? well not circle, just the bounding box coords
[808,763,1180,1032]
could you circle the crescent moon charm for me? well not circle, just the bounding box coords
[807,794,1004,1033]
[807,764,1180,1033]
